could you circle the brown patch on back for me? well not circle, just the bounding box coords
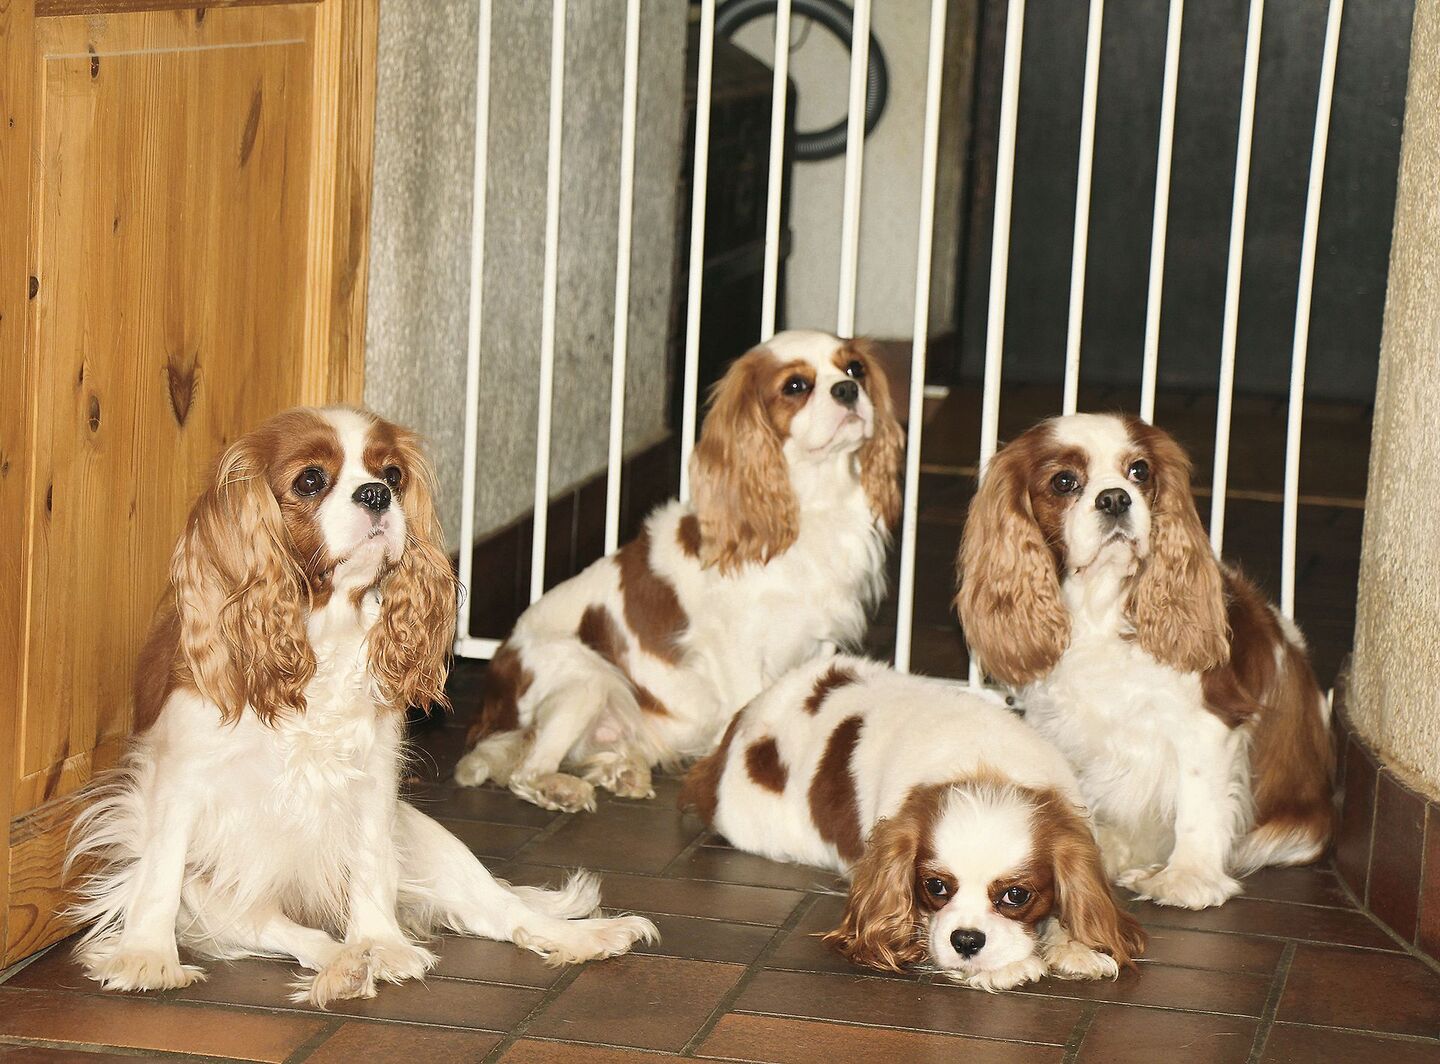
[577,603,672,718]
[1208,569,1334,855]
[803,663,858,715]
[677,513,702,558]
[745,736,788,793]
[809,714,865,863]
[133,598,187,733]
[616,527,687,665]
[466,642,534,746]
[678,710,745,824]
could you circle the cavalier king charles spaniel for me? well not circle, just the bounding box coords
[69,407,655,1006]
[957,413,1334,910]
[454,330,903,812]
[680,655,1144,990]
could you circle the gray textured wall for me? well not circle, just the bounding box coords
[1350,0,1440,795]
[365,0,686,546]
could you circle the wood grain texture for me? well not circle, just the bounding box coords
[0,0,40,964]
[4,0,375,965]
[37,0,313,15]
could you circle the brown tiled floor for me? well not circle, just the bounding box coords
[4,665,1440,1064]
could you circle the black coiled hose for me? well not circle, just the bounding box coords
[714,0,889,162]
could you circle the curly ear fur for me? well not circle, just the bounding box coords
[690,352,799,573]
[1034,792,1146,968]
[369,427,458,713]
[1125,421,1230,673]
[956,434,1070,686]
[846,339,905,530]
[823,787,939,972]
[172,439,313,725]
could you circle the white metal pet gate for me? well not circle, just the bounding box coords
[452,0,1349,683]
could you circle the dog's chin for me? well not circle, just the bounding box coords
[1072,530,1141,573]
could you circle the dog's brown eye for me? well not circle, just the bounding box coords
[845,359,866,380]
[293,467,327,497]
[382,465,404,489]
[924,877,950,899]
[1128,459,1150,483]
[1051,471,1080,494]
[998,886,1031,907]
[783,375,812,396]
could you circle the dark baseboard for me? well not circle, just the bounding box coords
[1332,666,1440,963]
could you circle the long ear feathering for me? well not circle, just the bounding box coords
[822,789,935,972]
[1124,421,1230,673]
[1035,792,1146,968]
[171,438,313,725]
[955,434,1070,686]
[369,426,458,713]
[689,351,799,573]
[846,339,905,530]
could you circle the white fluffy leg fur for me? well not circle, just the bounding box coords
[396,805,656,962]
[453,729,527,789]
[505,871,603,920]
[1040,920,1120,981]
[580,750,655,800]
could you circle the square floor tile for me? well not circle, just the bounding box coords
[525,954,744,1052]
[1261,1023,1440,1064]
[1076,1003,1257,1064]
[504,864,806,926]
[697,1013,1065,1063]
[1278,944,1440,1039]
[305,1021,500,1063]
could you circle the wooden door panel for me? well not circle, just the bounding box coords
[19,7,318,808]
[0,0,375,964]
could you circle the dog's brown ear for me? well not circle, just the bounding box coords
[823,784,945,972]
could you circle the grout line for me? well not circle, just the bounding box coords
[1271,1020,1440,1046]
[678,892,822,1056]
[724,1005,1074,1049]
[659,823,718,877]
[1331,858,1440,980]
[481,962,599,1064]
[0,1036,223,1061]
[284,1016,345,1064]
[1245,940,1296,1064]
[1060,1000,1100,1064]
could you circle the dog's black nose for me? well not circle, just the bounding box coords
[1095,487,1131,516]
[354,482,391,513]
[951,928,986,959]
[830,379,859,407]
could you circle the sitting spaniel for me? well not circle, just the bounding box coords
[454,330,903,812]
[957,413,1334,910]
[69,407,655,1006]
[679,655,1144,990]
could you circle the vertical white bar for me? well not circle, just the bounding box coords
[760,0,792,341]
[1062,0,1104,416]
[1140,0,1184,424]
[971,0,1026,687]
[679,0,717,502]
[894,0,948,674]
[836,0,872,336]
[456,0,494,653]
[530,0,568,603]
[605,0,642,555]
[1209,0,1264,555]
[1281,0,1343,617]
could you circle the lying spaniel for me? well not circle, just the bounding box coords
[454,330,903,812]
[680,656,1144,990]
[69,407,655,1006]
[957,413,1334,909]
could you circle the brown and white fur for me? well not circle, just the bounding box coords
[455,331,903,813]
[68,407,655,1007]
[957,413,1334,910]
[680,656,1144,990]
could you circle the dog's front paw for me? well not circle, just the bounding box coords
[1119,863,1241,909]
[293,944,377,1008]
[512,772,597,813]
[581,752,655,801]
[951,954,1047,992]
[85,949,206,992]
[1044,939,1121,981]
[366,940,436,985]
[514,914,659,966]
